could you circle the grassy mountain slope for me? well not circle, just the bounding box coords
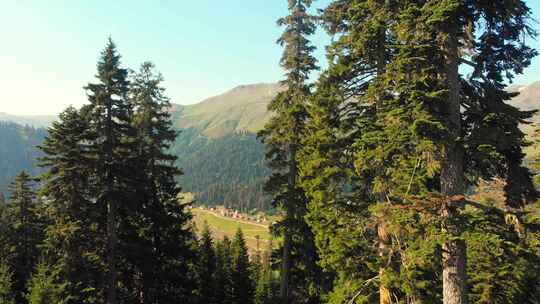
[171,83,283,138]
[166,83,282,211]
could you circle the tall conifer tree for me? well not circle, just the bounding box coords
[300,1,538,303]
[82,38,133,304]
[38,106,103,303]
[214,236,234,304]
[230,228,254,304]
[197,223,217,304]
[127,61,197,303]
[3,172,43,304]
[299,1,396,302]
[259,1,326,302]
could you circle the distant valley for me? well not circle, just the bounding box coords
[1,81,539,210]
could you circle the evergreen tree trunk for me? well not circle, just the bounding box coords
[375,21,392,304]
[280,145,296,302]
[105,97,117,304]
[441,26,467,304]
[106,200,117,304]
[279,228,291,302]
[377,218,391,304]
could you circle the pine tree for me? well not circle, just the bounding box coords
[127,61,197,303]
[419,2,538,303]
[197,223,217,304]
[0,193,5,205]
[214,236,234,304]
[299,1,395,302]
[38,106,104,303]
[0,261,15,304]
[230,228,253,304]
[38,48,198,303]
[259,0,327,302]
[254,241,278,304]
[300,1,538,303]
[4,172,43,304]
[82,38,133,304]
[25,262,66,304]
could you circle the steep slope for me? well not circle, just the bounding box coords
[166,83,283,211]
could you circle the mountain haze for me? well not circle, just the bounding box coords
[0,112,56,128]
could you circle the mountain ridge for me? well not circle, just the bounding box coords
[2,81,538,136]
[170,82,284,138]
[0,112,57,128]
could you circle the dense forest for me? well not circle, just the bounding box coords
[0,123,46,195]
[0,121,270,213]
[1,0,540,304]
[171,128,270,212]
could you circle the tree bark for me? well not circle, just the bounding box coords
[105,96,117,304]
[378,218,392,304]
[280,223,292,302]
[280,144,296,303]
[441,25,468,304]
[107,199,117,304]
[375,19,391,304]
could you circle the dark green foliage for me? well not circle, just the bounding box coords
[0,172,44,304]
[123,60,197,303]
[0,123,46,195]
[230,228,254,304]
[254,242,279,304]
[259,0,329,302]
[299,0,539,303]
[35,41,198,303]
[0,261,15,304]
[81,38,134,304]
[38,106,106,303]
[172,128,270,212]
[214,236,234,304]
[194,230,263,304]
[25,262,66,304]
[197,223,217,304]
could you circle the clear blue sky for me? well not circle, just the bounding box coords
[0,1,539,115]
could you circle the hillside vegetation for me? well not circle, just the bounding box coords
[171,83,283,138]
[0,122,46,194]
[191,208,273,252]
[1,81,539,210]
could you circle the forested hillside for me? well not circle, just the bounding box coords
[0,122,46,195]
[171,128,270,211]
[0,84,277,211]
[1,81,539,212]
[165,83,281,211]
[0,1,540,303]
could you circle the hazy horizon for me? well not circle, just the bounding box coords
[1,0,539,116]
